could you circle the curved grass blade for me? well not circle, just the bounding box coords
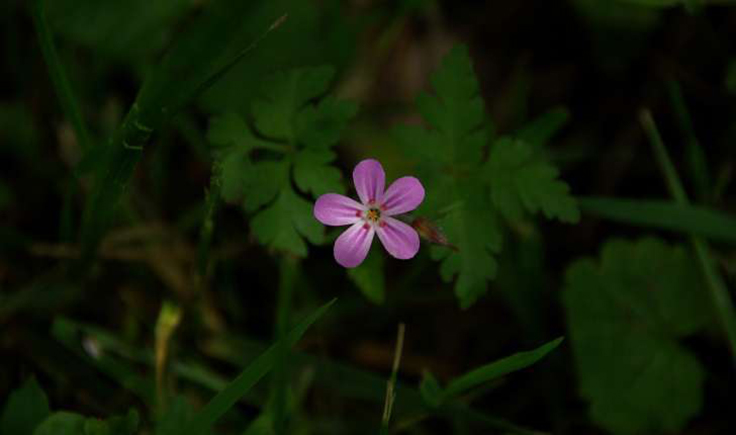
[79,2,287,262]
[579,197,736,244]
[31,0,92,153]
[445,337,563,398]
[184,298,335,435]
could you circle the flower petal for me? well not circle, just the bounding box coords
[381,176,425,216]
[334,222,375,268]
[353,159,385,205]
[314,193,363,226]
[376,217,420,260]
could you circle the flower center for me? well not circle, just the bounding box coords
[365,207,382,222]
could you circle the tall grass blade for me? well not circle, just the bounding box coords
[184,298,335,435]
[640,108,736,369]
[579,197,736,244]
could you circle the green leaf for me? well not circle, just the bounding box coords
[515,106,570,147]
[563,238,708,435]
[251,186,324,257]
[415,46,487,166]
[184,299,336,435]
[1,378,50,435]
[445,337,563,398]
[293,148,344,196]
[208,66,356,256]
[419,372,444,408]
[579,196,736,244]
[33,412,85,435]
[346,247,385,304]
[487,138,579,223]
[396,45,577,308]
[252,66,335,142]
[431,181,502,308]
[207,113,274,153]
[156,397,195,435]
[83,410,139,435]
[296,97,358,148]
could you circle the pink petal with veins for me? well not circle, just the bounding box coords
[334,222,375,268]
[314,193,363,226]
[353,159,385,205]
[381,176,425,216]
[376,217,420,260]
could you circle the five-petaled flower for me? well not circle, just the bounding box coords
[313,159,425,268]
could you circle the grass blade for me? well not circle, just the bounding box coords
[579,196,736,244]
[445,337,563,398]
[666,80,710,200]
[640,108,736,369]
[79,1,287,262]
[184,298,335,435]
[31,0,92,153]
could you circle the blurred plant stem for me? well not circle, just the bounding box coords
[154,301,183,413]
[272,256,300,433]
[380,323,406,435]
[640,108,736,369]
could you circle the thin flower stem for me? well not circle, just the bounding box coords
[380,323,406,435]
[31,0,93,153]
[272,256,300,432]
[640,108,736,370]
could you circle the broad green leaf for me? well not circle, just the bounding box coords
[208,66,356,256]
[445,337,563,397]
[293,148,344,196]
[251,187,324,257]
[252,66,335,142]
[487,138,579,223]
[515,106,570,147]
[207,113,275,153]
[563,238,709,435]
[346,247,385,304]
[33,413,85,435]
[579,196,736,244]
[184,298,336,435]
[1,378,50,435]
[296,97,358,148]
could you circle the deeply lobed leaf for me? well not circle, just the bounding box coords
[207,66,356,256]
[562,238,709,434]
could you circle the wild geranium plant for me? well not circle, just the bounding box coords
[394,45,580,308]
[313,159,425,268]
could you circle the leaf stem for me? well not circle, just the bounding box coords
[640,108,736,369]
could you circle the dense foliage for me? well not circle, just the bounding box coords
[2,0,736,434]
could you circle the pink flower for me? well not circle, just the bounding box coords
[313,159,425,268]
